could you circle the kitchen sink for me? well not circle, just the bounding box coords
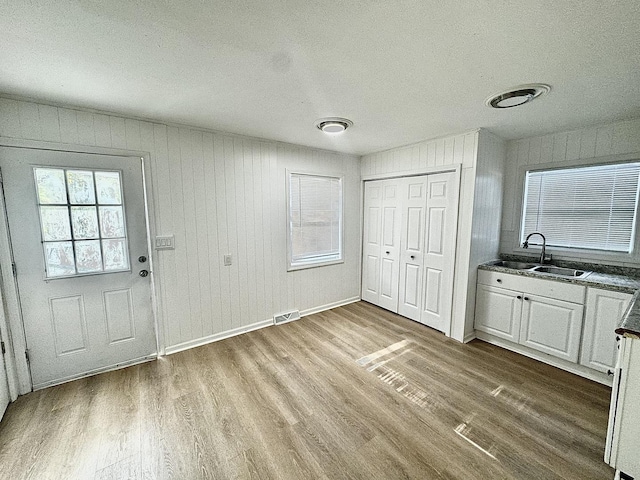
[530,265,591,278]
[493,260,538,270]
[490,260,592,279]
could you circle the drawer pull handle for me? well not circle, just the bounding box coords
[607,369,614,376]
[517,295,522,300]
[496,279,502,283]
[524,297,530,301]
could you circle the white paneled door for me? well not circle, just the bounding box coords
[362,171,459,333]
[362,179,403,312]
[398,177,428,321]
[0,147,156,390]
[420,172,458,332]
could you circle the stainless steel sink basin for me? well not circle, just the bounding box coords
[492,260,538,270]
[531,265,591,278]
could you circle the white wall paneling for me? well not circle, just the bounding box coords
[0,97,361,392]
[500,119,640,266]
[361,129,506,341]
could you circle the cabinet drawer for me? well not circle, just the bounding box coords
[478,269,585,304]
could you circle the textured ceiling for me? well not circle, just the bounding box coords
[1,1,639,155]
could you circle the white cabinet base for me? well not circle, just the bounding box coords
[475,331,612,386]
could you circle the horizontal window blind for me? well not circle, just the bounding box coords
[522,162,640,253]
[289,173,342,267]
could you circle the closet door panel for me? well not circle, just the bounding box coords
[377,182,402,312]
[421,172,458,333]
[361,182,383,304]
[398,176,427,320]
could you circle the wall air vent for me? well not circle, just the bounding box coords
[273,310,301,325]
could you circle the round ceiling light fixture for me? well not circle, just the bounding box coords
[315,117,353,134]
[485,84,551,109]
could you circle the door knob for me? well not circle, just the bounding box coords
[386,251,390,255]
[139,270,149,277]
[410,255,415,259]
[138,255,147,263]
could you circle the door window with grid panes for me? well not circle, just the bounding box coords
[34,167,130,278]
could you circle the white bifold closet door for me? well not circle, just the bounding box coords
[361,172,458,333]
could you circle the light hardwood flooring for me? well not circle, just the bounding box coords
[0,301,614,479]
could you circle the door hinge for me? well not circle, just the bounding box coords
[11,262,16,277]
[1,341,5,355]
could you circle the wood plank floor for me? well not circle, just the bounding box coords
[0,301,614,479]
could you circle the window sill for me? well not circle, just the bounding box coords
[287,259,344,272]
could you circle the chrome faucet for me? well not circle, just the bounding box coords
[523,232,548,264]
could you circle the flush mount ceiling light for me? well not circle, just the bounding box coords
[486,84,551,109]
[315,117,353,134]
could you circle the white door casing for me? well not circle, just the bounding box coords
[420,172,458,332]
[0,147,156,389]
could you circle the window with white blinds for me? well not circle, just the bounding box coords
[288,172,343,269]
[521,162,640,253]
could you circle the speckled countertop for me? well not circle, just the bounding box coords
[616,290,640,339]
[479,259,640,337]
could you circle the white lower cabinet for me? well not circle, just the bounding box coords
[475,270,586,362]
[475,269,636,380]
[475,284,522,343]
[519,295,584,363]
[580,288,632,373]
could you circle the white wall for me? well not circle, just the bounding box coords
[463,131,506,340]
[0,98,360,376]
[500,119,640,266]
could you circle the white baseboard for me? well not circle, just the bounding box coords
[165,319,273,355]
[463,331,477,343]
[164,297,361,356]
[299,296,361,317]
[475,331,612,386]
[33,354,157,391]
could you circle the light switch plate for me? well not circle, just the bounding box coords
[224,254,232,266]
[155,235,175,250]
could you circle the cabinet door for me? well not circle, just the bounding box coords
[475,284,522,342]
[398,176,427,321]
[580,288,632,373]
[520,295,584,362]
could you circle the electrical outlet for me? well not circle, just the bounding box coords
[224,254,232,266]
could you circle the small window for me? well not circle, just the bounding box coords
[287,172,343,269]
[521,162,640,253]
[34,167,130,278]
